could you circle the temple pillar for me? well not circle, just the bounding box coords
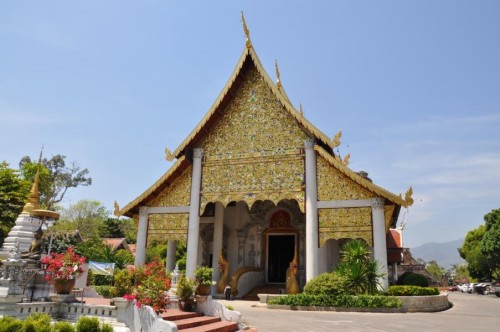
[372,197,388,290]
[304,139,319,282]
[186,148,203,278]
[166,240,177,271]
[134,207,148,267]
[211,202,224,294]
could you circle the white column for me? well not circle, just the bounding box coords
[304,139,319,282]
[134,207,148,267]
[186,148,203,278]
[166,240,177,271]
[372,197,388,290]
[211,202,224,294]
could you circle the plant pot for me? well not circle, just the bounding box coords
[53,279,76,294]
[196,285,211,296]
[178,298,197,312]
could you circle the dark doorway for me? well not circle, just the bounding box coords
[267,235,295,283]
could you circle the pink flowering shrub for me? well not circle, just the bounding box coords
[41,247,86,282]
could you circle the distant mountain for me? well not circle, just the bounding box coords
[410,238,466,269]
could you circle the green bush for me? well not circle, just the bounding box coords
[94,285,116,298]
[100,324,114,332]
[398,273,429,287]
[387,285,439,296]
[76,316,101,332]
[0,316,23,332]
[53,321,76,332]
[114,268,134,297]
[269,293,402,308]
[23,313,52,332]
[303,272,352,296]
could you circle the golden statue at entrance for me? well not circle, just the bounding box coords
[217,250,230,293]
[285,249,299,294]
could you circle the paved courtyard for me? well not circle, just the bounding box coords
[225,291,500,332]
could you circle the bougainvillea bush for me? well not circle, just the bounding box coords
[124,258,171,314]
[41,246,86,282]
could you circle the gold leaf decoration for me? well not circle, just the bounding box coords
[165,148,174,162]
[147,213,188,245]
[332,130,342,148]
[319,207,373,246]
[146,164,192,207]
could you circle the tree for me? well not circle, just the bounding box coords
[0,162,30,245]
[459,225,491,280]
[102,217,137,243]
[480,209,500,278]
[19,154,91,210]
[426,261,446,285]
[53,200,108,239]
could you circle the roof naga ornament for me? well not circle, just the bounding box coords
[113,201,120,217]
[299,102,304,116]
[332,130,342,148]
[241,11,252,48]
[398,186,414,207]
[275,59,282,88]
[342,153,351,166]
[165,147,174,162]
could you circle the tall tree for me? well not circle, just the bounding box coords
[426,260,446,285]
[53,200,108,239]
[19,154,91,210]
[0,162,30,244]
[459,225,491,280]
[480,208,500,278]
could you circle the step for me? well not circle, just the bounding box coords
[174,316,221,329]
[161,309,202,321]
[180,320,239,332]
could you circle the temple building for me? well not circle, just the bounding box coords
[116,15,413,296]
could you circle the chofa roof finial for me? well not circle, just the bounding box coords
[275,59,282,88]
[241,11,252,48]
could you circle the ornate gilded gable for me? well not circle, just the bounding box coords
[317,151,375,201]
[145,164,192,207]
[199,64,307,211]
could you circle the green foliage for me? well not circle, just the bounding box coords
[426,261,446,284]
[336,239,384,294]
[75,316,101,332]
[176,275,197,300]
[303,272,351,296]
[0,161,30,245]
[387,285,439,296]
[0,315,23,332]
[397,272,429,287]
[53,321,76,332]
[100,324,114,332]
[481,208,500,277]
[23,313,52,332]
[19,154,91,210]
[146,241,167,265]
[94,285,116,298]
[459,225,492,279]
[114,268,135,297]
[55,200,108,239]
[194,266,214,286]
[113,249,135,269]
[269,293,402,308]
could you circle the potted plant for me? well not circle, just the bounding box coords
[194,266,215,296]
[41,246,86,294]
[176,275,197,311]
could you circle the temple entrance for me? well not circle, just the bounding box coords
[267,234,295,283]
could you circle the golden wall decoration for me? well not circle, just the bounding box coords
[147,213,189,245]
[319,207,373,246]
[199,66,307,212]
[316,153,375,201]
[146,164,192,207]
[384,204,395,232]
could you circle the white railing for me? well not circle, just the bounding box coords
[120,299,177,332]
[235,269,264,298]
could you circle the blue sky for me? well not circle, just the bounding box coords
[1,1,499,248]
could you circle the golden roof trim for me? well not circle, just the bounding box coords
[172,39,337,158]
[314,145,413,207]
[118,155,188,217]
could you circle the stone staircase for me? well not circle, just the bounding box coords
[241,284,285,301]
[160,309,239,332]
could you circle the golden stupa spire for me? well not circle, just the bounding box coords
[241,11,252,48]
[275,59,282,88]
[21,147,43,215]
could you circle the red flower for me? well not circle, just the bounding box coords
[42,247,85,283]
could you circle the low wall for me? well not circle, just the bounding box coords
[260,293,450,313]
[398,294,450,312]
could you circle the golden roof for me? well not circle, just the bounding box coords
[315,145,413,208]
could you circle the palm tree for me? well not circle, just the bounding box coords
[336,239,385,294]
